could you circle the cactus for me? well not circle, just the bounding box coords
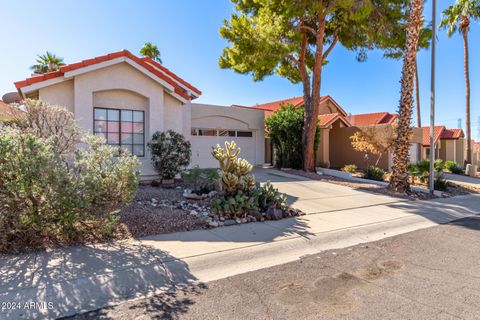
[212,141,255,195]
[211,141,287,218]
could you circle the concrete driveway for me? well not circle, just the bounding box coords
[253,167,406,214]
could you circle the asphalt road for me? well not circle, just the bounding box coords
[69,216,480,320]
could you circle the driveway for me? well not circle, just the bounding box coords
[253,167,407,214]
[444,172,480,188]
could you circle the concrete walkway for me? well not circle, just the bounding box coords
[1,170,480,319]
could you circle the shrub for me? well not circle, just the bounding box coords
[434,176,448,191]
[444,161,464,175]
[365,166,386,181]
[341,164,357,174]
[0,128,139,253]
[148,130,191,181]
[11,99,80,154]
[211,141,286,218]
[408,159,444,184]
[265,104,320,169]
[182,167,219,195]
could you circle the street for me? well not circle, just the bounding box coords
[70,216,480,320]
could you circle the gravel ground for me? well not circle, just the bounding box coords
[118,185,209,238]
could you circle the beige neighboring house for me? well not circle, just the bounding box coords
[245,96,352,167]
[420,126,465,164]
[473,141,480,169]
[14,50,264,178]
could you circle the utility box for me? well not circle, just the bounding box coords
[465,164,478,177]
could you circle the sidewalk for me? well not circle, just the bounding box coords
[1,194,480,319]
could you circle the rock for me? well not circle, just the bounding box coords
[219,216,225,222]
[209,221,219,227]
[190,210,198,216]
[235,218,242,224]
[207,191,217,198]
[183,192,204,200]
[250,216,257,222]
[260,217,265,222]
[224,219,236,226]
[266,208,283,220]
[241,217,247,223]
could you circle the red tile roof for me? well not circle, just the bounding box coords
[247,95,348,117]
[14,50,200,101]
[318,113,351,128]
[349,112,398,126]
[421,126,446,146]
[440,128,464,139]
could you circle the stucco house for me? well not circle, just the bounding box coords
[13,50,265,178]
[420,126,465,164]
[245,96,352,167]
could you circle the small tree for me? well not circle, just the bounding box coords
[350,124,397,168]
[11,99,80,154]
[148,130,191,181]
[265,104,319,169]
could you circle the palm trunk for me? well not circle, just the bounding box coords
[462,26,472,164]
[389,0,423,193]
[415,57,421,127]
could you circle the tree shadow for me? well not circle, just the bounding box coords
[0,241,205,319]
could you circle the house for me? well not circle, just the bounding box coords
[473,141,480,169]
[420,126,465,164]
[348,112,398,126]
[13,50,265,178]
[246,96,351,167]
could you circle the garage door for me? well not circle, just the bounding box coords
[190,128,256,168]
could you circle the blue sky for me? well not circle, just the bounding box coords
[0,0,478,139]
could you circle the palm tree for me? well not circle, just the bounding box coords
[30,52,65,74]
[140,42,162,64]
[389,0,424,193]
[440,0,480,164]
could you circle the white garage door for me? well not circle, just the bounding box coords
[190,128,256,168]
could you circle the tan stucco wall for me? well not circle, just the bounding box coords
[328,125,390,170]
[39,80,74,112]
[316,128,330,166]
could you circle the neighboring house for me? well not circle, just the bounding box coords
[420,126,465,164]
[245,96,351,167]
[473,141,480,169]
[347,112,398,126]
[14,50,264,178]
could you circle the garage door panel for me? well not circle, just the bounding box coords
[190,135,256,168]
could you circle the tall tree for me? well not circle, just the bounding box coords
[440,0,480,164]
[389,0,424,193]
[220,0,414,172]
[140,42,162,64]
[30,52,65,74]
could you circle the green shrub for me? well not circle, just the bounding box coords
[182,167,219,194]
[265,104,320,169]
[341,164,357,174]
[148,130,191,181]
[365,166,386,181]
[434,176,448,191]
[0,128,139,253]
[211,141,286,218]
[408,159,444,184]
[444,161,464,175]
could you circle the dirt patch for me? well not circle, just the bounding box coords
[356,260,402,280]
